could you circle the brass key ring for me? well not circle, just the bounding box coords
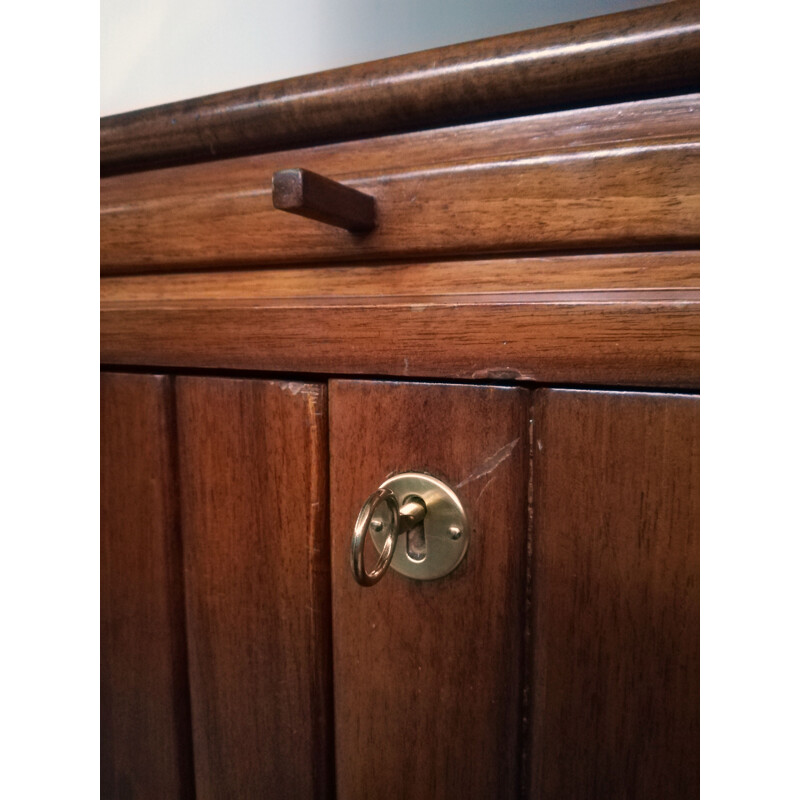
[351,488,400,586]
[351,487,429,586]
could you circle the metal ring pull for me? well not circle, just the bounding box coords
[351,488,399,586]
[351,473,469,586]
[351,488,427,586]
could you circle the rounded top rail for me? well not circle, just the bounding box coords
[100,1,699,175]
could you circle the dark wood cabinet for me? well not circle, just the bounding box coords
[101,3,700,797]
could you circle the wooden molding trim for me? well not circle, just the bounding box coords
[100,1,699,175]
[101,253,700,389]
[101,252,699,301]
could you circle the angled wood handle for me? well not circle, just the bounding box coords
[272,168,376,233]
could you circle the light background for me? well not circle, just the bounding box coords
[101,0,659,116]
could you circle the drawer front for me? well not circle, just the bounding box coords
[101,95,699,274]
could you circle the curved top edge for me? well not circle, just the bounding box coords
[100,1,699,175]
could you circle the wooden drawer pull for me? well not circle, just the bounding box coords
[272,168,376,233]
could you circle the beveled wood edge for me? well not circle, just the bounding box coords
[101,1,699,174]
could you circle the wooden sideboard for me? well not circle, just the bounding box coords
[100,3,700,798]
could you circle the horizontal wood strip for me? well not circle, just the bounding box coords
[101,288,699,388]
[100,2,699,173]
[100,252,699,302]
[102,95,699,203]
[101,137,699,273]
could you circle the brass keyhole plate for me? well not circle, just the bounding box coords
[369,472,468,580]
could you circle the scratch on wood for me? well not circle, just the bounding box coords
[456,438,519,489]
[281,381,307,396]
[475,475,497,505]
[470,367,522,380]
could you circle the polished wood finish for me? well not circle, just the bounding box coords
[100,7,701,793]
[176,378,332,799]
[273,168,376,232]
[100,252,699,387]
[101,2,699,173]
[101,283,700,389]
[101,96,699,272]
[100,373,194,799]
[527,389,699,798]
[100,251,699,302]
[329,380,530,799]
[102,93,698,215]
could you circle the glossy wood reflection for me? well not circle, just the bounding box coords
[99,3,702,794]
[330,380,530,799]
[100,251,700,303]
[101,285,700,389]
[176,378,332,800]
[101,99,699,272]
[101,1,699,173]
[527,389,700,799]
[100,373,194,799]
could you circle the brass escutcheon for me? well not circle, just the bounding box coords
[351,472,469,586]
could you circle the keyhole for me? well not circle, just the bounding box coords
[404,495,427,561]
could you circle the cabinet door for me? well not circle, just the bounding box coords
[100,373,194,799]
[527,389,700,799]
[102,375,699,800]
[330,380,531,799]
[176,378,332,800]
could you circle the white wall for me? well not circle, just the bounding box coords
[101,0,661,117]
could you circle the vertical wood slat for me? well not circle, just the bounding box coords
[527,389,700,799]
[100,372,194,799]
[176,378,332,800]
[329,379,531,800]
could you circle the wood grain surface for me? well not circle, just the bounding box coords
[100,95,699,273]
[329,380,531,799]
[100,373,194,799]
[272,168,377,232]
[176,378,332,800]
[527,389,699,799]
[100,251,700,303]
[102,93,698,211]
[101,1,699,173]
[101,285,700,389]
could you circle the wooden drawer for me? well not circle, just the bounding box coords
[101,94,699,274]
